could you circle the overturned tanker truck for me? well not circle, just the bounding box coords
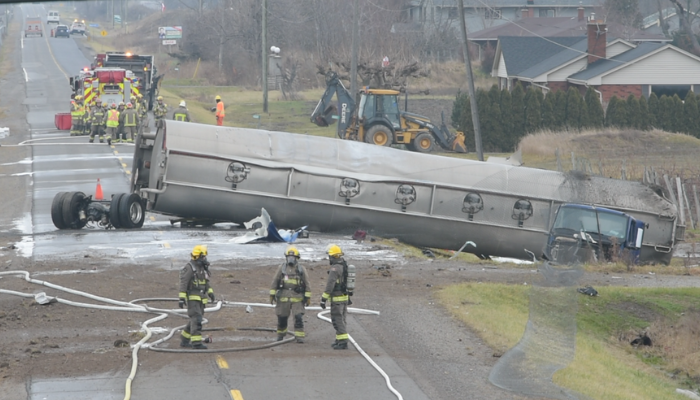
[50,121,683,264]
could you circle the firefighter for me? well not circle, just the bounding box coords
[172,100,191,122]
[179,245,215,350]
[212,95,225,126]
[321,244,352,350]
[69,99,81,136]
[153,96,168,129]
[136,93,149,137]
[115,101,126,143]
[121,103,139,143]
[104,103,119,146]
[88,99,106,143]
[82,98,92,136]
[270,246,311,343]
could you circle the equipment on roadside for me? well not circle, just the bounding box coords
[92,52,163,110]
[310,71,466,153]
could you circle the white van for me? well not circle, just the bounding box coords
[47,10,60,24]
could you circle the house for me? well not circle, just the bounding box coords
[404,0,599,33]
[491,17,700,103]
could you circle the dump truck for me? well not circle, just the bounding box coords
[311,71,466,153]
[24,16,42,37]
[49,121,682,265]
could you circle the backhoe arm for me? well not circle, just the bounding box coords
[310,72,355,139]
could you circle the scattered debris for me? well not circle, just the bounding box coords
[422,249,435,258]
[33,292,57,305]
[630,333,652,347]
[229,280,241,284]
[577,286,598,296]
[352,230,367,242]
[1,244,17,251]
[245,305,253,313]
[114,339,129,348]
[231,208,307,244]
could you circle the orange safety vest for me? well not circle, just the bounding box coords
[216,101,225,117]
[106,110,120,128]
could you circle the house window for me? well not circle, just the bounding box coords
[485,8,502,19]
[539,9,555,17]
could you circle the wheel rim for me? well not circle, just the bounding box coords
[129,201,143,224]
[373,131,388,145]
[418,137,431,149]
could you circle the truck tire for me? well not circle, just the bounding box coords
[412,132,435,153]
[51,192,69,229]
[62,192,88,229]
[119,193,145,229]
[365,125,393,147]
[110,193,124,229]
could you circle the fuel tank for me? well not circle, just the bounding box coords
[131,121,680,264]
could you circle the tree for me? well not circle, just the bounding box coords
[564,87,582,130]
[510,83,526,143]
[683,91,700,137]
[487,85,504,151]
[605,96,626,127]
[626,94,640,129]
[553,90,567,129]
[637,95,650,130]
[647,92,659,129]
[579,100,590,130]
[499,88,513,143]
[603,0,643,33]
[541,93,556,130]
[672,94,685,133]
[476,88,499,152]
[669,0,700,56]
[584,88,605,128]
[524,88,542,133]
[658,95,674,131]
[451,91,475,150]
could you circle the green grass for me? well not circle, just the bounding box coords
[436,283,700,399]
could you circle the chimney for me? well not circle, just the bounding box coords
[587,17,606,64]
[578,7,585,21]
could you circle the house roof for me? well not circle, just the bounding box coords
[469,17,670,43]
[567,42,666,81]
[516,39,588,79]
[499,36,585,76]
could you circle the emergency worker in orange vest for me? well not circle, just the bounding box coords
[212,95,225,126]
[105,103,120,146]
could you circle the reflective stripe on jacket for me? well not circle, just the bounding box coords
[106,110,120,127]
[216,101,225,117]
[179,260,213,304]
[270,263,311,301]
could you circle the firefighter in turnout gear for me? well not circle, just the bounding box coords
[70,97,85,136]
[270,246,311,343]
[115,102,126,143]
[121,103,138,143]
[173,100,191,122]
[105,103,119,146]
[153,96,168,129]
[321,244,352,350]
[136,93,149,137]
[179,245,215,350]
[88,99,106,143]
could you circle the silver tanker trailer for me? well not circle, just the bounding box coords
[50,121,683,264]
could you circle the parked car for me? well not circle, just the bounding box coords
[47,10,60,24]
[70,20,86,35]
[54,25,70,38]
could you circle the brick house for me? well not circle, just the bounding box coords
[491,17,700,104]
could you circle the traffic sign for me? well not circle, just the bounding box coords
[101,30,107,37]
[162,39,176,45]
[89,23,99,28]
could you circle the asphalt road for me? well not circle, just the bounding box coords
[12,5,432,399]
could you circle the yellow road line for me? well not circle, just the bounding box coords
[162,242,171,248]
[149,216,155,221]
[121,163,127,168]
[41,21,69,80]
[114,150,119,154]
[126,170,131,175]
[216,355,229,369]
[230,390,243,400]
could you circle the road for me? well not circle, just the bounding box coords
[5,5,433,400]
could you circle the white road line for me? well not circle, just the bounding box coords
[23,68,28,82]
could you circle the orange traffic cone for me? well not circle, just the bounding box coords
[95,178,104,200]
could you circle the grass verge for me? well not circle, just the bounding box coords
[436,283,700,399]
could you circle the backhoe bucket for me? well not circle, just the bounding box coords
[452,132,467,153]
[312,105,338,127]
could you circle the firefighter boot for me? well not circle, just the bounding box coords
[99,135,104,143]
[191,342,208,350]
[88,136,94,143]
[277,334,285,342]
[107,137,112,146]
[179,336,192,348]
[332,340,348,350]
[203,336,212,344]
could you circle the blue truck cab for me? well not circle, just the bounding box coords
[543,204,645,265]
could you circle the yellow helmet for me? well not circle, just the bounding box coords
[76,95,82,100]
[215,95,221,101]
[137,93,143,99]
[284,246,299,258]
[119,101,125,106]
[191,245,208,259]
[327,244,343,258]
[157,96,163,101]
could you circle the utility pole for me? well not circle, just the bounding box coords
[350,0,359,98]
[457,0,483,161]
[111,0,114,29]
[262,0,268,113]
[199,0,203,16]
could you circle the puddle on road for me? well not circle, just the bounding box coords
[12,213,34,258]
[30,373,123,400]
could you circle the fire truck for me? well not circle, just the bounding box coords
[69,67,139,107]
[91,52,161,110]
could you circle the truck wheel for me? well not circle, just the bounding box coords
[365,125,393,147]
[62,192,87,229]
[412,132,435,153]
[119,193,145,229]
[110,193,124,229]
[51,192,69,229]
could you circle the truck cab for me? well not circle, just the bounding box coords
[543,204,645,265]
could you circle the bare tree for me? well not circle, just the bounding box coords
[669,0,700,55]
